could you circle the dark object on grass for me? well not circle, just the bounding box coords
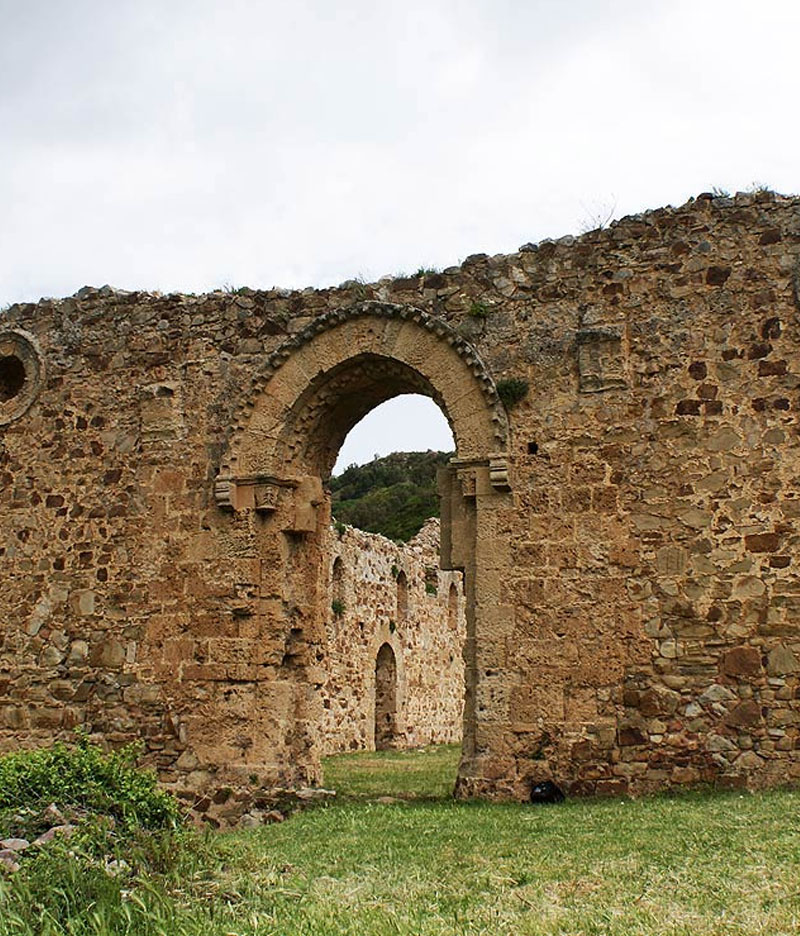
[530,780,565,804]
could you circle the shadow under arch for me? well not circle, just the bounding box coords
[211,302,514,797]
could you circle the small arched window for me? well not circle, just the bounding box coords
[396,570,408,623]
[448,582,459,630]
[331,556,345,616]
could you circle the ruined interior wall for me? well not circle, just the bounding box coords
[1,189,799,799]
[319,519,465,755]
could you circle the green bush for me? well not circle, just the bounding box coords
[0,736,181,832]
[496,377,529,409]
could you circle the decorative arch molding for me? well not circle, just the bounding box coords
[215,302,510,509]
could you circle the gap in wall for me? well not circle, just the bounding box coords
[320,394,465,796]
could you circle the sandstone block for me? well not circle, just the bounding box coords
[90,639,125,669]
[725,701,762,728]
[618,727,647,746]
[720,647,762,678]
[766,645,798,676]
[744,532,781,553]
[638,687,680,717]
[733,751,764,770]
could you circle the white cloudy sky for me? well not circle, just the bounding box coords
[2,0,798,468]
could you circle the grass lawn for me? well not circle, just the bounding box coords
[2,745,800,935]
[320,742,461,799]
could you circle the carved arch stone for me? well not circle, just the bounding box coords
[216,302,510,502]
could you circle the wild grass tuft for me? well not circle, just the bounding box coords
[0,735,180,832]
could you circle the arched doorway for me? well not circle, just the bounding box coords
[374,643,399,750]
[211,302,512,796]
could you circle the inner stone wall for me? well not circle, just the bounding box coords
[320,519,465,755]
[1,189,800,800]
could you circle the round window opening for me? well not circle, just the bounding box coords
[0,329,45,425]
[0,355,26,401]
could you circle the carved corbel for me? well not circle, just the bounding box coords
[214,474,291,513]
[214,477,236,510]
[488,453,511,491]
[253,482,281,514]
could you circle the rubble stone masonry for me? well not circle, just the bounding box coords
[1,189,800,800]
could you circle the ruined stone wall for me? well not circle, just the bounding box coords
[1,189,800,800]
[320,519,465,755]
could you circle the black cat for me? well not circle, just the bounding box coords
[530,780,565,804]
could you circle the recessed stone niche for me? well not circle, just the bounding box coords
[0,329,45,425]
[139,382,185,442]
[576,326,627,393]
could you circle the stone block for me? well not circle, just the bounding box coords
[725,700,762,728]
[720,647,762,677]
[90,639,125,669]
[767,645,798,676]
[72,591,96,616]
[576,327,627,393]
[618,726,647,746]
[744,532,781,553]
[139,382,185,443]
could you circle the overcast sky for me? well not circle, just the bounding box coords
[2,0,798,467]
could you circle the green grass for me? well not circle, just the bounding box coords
[2,746,800,935]
[322,743,460,799]
[213,792,800,936]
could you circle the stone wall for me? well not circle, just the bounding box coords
[320,519,465,755]
[1,189,799,799]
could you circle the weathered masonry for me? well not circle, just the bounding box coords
[1,190,800,800]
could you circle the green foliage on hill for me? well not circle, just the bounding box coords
[330,450,452,541]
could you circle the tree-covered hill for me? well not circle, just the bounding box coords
[329,450,452,542]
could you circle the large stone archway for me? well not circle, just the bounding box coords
[208,302,514,793]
